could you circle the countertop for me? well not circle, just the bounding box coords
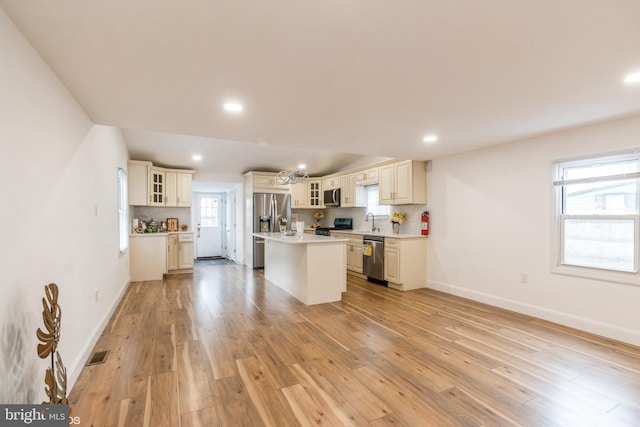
[253,232,348,244]
[327,230,427,239]
[130,231,193,237]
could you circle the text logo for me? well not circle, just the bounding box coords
[0,405,69,426]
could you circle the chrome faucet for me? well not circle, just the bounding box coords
[366,212,378,232]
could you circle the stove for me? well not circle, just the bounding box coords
[315,217,353,236]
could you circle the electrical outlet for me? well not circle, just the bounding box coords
[520,272,528,284]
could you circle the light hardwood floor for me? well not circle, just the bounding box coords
[68,262,640,426]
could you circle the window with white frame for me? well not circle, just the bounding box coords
[366,185,390,217]
[117,168,128,254]
[553,152,640,282]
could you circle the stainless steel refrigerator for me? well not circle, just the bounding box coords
[253,192,291,268]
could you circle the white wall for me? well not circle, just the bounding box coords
[0,8,130,403]
[428,115,640,346]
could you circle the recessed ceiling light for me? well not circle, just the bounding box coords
[192,154,202,161]
[223,102,244,112]
[624,71,640,84]
[423,135,438,143]
[298,163,306,169]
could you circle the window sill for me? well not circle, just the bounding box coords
[552,264,640,287]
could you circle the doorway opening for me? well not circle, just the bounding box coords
[195,193,224,259]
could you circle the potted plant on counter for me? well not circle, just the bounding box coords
[390,212,406,234]
[278,216,288,232]
[313,211,324,228]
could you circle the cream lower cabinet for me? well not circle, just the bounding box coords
[167,233,194,272]
[178,234,194,269]
[167,234,179,270]
[130,234,167,281]
[332,233,363,274]
[384,237,427,290]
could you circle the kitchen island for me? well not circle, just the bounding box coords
[253,232,348,305]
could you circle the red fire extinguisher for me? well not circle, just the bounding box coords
[421,211,429,235]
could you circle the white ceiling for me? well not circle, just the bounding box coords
[3,1,640,183]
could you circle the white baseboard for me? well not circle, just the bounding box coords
[428,280,640,347]
[67,276,130,391]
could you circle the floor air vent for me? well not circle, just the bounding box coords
[86,350,109,366]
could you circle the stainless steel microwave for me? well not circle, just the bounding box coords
[323,188,341,207]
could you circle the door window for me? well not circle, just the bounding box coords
[200,197,219,227]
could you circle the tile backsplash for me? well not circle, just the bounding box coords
[293,204,428,235]
[131,206,191,231]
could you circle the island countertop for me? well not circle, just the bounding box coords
[252,232,348,244]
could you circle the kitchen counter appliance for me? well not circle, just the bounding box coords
[253,192,291,268]
[363,235,386,283]
[315,217,353,236]
[323,188,341,207]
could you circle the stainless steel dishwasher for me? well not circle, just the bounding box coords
[363,235,385,283]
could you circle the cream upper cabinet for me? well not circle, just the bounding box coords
[378,164,394,204]
[165,171,193,207]
[340,174,366,208]
[149,167,166,206]
[355,168,378,186]
[176,173,192,207]
[378,160,426,205]
[248,172,291,193]
[130,162,194,208]
[292,180,324,209]
[308,179,323,208]
[341,174,354,207]
[128,160,151,206]
[165,172,177,207]
[384,237,427,291]
[291,181,308,208]
[322,176,340,191]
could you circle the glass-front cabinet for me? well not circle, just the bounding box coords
[308,179,323,208]
[149,167,165,206]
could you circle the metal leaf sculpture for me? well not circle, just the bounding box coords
[36,283,68,405]
[55,352,68,405]
[43,367,57,405]
[36,283,61,359]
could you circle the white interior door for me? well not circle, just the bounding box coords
[226,191,237,261]
[196,193,223,258]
